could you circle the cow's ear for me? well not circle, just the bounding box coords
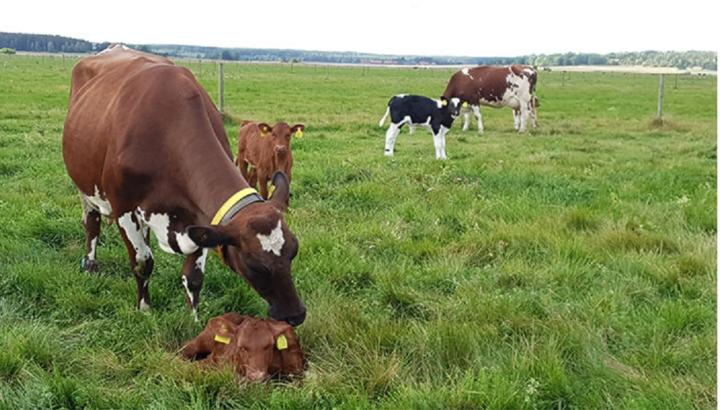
[290,124,304,138]
[258,123,272,136]
[269,171,290,212]
[187,225,233,247]
[440,97,449,107]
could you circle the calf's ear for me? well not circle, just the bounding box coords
[440,96,449,107]
[290,124,305,138]
[187,225,233,247]
[258,123,272,136]
[269,171,290,211]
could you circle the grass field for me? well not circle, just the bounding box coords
[0,54,716,409]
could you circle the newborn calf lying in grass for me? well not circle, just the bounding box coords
[180,313,305,381]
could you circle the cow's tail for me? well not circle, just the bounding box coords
[379,106,390,127]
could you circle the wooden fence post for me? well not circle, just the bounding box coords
[218,62,225,113]
[656,74,664,120]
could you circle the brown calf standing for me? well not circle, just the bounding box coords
[236,121,304,200]
[181,313,306,381]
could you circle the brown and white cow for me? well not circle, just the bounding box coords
[236,121,304,200]
[443,65,538,133]
[62,45,306,325]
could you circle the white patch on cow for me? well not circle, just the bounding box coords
[137,209,199,255]
[88,237,98,260]
[396,94,407,98]
[118,212,152,263]
[196,248,208,272]
[435,99,443,109]
[461,68,474,80]
[182,275,194,306]
[257,220,285,256]
[84,186,113,216]
[176,232,200,254]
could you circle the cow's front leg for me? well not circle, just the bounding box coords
[472,105,484,134]
[384,123,400,156]
[257,170,270,199]
[118,211,154,310]
[432,126,448,160]
[182,249,208,321]
[513,109,521,130]
[80,195,101,272]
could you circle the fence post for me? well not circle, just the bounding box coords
[656,74,664,120]
[218,62,225,113]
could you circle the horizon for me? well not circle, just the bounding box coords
[1,0,718,57]
[2,30,715,60]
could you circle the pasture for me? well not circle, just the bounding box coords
[0,54,716,409]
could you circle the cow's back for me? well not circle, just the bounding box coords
[444,65,536,106]
[63,46,233,212]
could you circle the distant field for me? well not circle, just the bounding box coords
[0,54,716,409]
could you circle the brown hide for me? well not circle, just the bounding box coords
[181,314,306,381]
[442,64,537,105]
[62,45,305,325]
[237,121,304,200]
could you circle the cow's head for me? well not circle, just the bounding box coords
[187,172,306,326]
[440,96,462,119]
[258,123,304,176]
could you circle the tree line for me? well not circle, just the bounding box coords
[1,32,716,70]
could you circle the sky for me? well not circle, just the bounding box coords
[1,0,718,56]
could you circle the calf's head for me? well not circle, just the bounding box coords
[258,122,304,176]
[440,96,462,119]
[234,318,305,381]
[187,172,306,326]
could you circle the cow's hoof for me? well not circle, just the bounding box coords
[139,299,151,311]
[80,257,98,272]
[384,151,394,157]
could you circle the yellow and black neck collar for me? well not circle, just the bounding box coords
[211,187,264,226]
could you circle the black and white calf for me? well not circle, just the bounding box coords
[378,95,461,160]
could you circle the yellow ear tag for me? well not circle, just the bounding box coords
[442,100,448,106]
[294,129,303,138]
[214,334,231,345]
[276,335,288,350]
[268,183,276,199]
[462,101,468,108]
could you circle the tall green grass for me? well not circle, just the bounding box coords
[0,54,716,408]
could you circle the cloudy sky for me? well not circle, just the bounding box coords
[1,0,717,56]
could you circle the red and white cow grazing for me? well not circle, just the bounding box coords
[62,45,306,326]
[443,65,538,133]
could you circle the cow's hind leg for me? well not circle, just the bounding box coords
[472,105,484,134]
[182,249,208,321]
[118,211,154,310]
[518,103,529,133]
[384,123,401,156]
[462,107,471,131]
[80,195,101,272]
